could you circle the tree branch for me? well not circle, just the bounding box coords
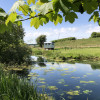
[16,10,53,22]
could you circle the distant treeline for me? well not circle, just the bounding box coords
[91,32,100,38]
[52,32,100,43]
[52,37,76,43]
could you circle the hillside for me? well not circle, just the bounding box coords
[53,38,100,48]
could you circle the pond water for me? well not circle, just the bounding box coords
[17,56,100,100]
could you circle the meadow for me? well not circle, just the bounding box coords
[32,37,100,61]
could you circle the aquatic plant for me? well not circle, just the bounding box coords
[0,70,46,100]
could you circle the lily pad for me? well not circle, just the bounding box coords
[39,85,46,88]
[38,81,46,84]
[83,90,92,94]
[58,79,65,84]
[61,73,67,76]
[65,90,80,95]
[64,85,69,87]
[75,86,80,89]
[48,86,58,90]
[80,81,95,84]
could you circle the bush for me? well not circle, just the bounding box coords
[91,32,100,38]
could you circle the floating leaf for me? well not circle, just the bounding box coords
[80,81,95,84]
[65,90,80,95]
[76,86,80,89]
[48,86,58,90]
[83,90,92,94]
[39,85,46,88]
[58,79,65,84]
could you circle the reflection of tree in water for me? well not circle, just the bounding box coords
[37,57,44,62]
[38,62,46,67]
[91,63,100,70]
[37,57,46,67]
[10,68,29,78]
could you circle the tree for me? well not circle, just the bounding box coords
[0,22,32,65]
[0,0,100,32]
[36,35,46,48]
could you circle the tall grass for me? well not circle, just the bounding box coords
[0,70,46,100]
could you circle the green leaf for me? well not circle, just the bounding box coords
[19,4,29,16]
[83,1,98,14]
[52,0,60,12]
[27,0,35,5]
[65,12,78,23]
[54,14,63,25]
[39,16,49,24]
[40,0,49,3]
[46,12,54,22]
[30,17,40,29]
[38,2,53,15]
[9,0,25,12]
[59,0,69,14]
[30,11,36,16]
[5,12,17,25]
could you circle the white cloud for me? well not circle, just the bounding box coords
[24,24,100,44]
[24,27,78,44]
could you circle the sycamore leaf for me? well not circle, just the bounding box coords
[65,12,78,23]
[19,4,29,16]
[40,0,49,3]
[39,16,49,24]
[9,0,25,13]
[59,0,69,14]
[27,0,35,5]
[30,5,40,11]
[38,2,53,15]
[30,17,40,29]
[54,14,63,25]
[52,0,60,12]
[46,12,54,22]
[83,1,98,14]
[5,12,17,25]
[30,11,36,16]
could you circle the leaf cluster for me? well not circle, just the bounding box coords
[0,0,100,30]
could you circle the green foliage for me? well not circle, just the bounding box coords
[36,35,46,48]
[52,37,76,43]
[0,25,32,65]
[0,70,45,100]
[0,0,100,30]
[91,32,100,38]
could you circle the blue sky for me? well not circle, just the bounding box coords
[0,0,100,44]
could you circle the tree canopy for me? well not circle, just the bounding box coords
[0,0,100,32]
[36,35,46,47]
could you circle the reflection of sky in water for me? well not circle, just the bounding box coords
[28,62,100,100]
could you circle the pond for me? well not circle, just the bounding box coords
[16,56,100,100]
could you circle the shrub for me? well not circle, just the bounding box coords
[91,32,100,38]
[52,37,76,43]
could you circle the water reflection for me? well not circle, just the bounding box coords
[10,56,100,100]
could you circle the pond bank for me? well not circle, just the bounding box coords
[32,48,100,62]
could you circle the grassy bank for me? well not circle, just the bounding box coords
[54,38,100,48]
[32,47,100,62]
[0,68,47,100]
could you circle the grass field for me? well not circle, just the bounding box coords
[54,38,100,48]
